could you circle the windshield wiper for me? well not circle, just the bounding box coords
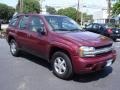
[70,29,81,31]
[53,29,70,31]
[53,28,82,32]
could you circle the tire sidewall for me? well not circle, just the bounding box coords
[10,39,19,56]
[112,38,116,42]
[51,52,73,79]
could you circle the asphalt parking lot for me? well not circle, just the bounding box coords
[0,39,120,90]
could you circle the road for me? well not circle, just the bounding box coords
[0,39,120,90]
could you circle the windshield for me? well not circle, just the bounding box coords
[102,24,113,28]
[45,16,82,31]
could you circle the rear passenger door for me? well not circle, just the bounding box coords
[7,15,20,38]
[17,15,30,50]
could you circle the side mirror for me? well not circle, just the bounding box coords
[37,25,46,35]
[40,28,46,35]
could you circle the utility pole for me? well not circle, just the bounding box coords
[81,5,86,26]
[107,0,111,23]
[76,0,80,22]
[107,0,111,18]
[20,0,23,13]
[76,0,84,26]
[41,0,45,12]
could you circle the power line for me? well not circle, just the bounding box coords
[107,0,111,18]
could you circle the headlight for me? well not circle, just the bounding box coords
[79,46,95,57]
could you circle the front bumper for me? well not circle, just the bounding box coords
[72,50,116,74]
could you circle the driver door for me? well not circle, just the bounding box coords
[26,16,49,59]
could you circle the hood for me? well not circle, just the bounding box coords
[56,31,112,47]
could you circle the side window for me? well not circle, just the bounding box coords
[19,15,29,29]
[62,18,78,29]
[86,24,92,28]
[29,16,44,32]
[99,25,102,29]
[9,16,19,27]
[93,24,99,29]
[45,17,59,29]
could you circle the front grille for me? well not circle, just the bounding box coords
[96,51,112,56]
[95,44,113,55]
[95,44,112,49]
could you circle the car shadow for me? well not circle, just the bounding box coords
[19,51,113,82]
[115,39,120,42]
[72,67,113,83]
[20,51,52,71]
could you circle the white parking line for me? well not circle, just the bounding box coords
[115,46,120,48]
[113,41,120,48]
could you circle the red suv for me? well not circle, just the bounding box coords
[6,14,116,79]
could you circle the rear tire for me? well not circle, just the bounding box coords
[9,39,20,57]
[112,38,116,42]
[51,52,73,80]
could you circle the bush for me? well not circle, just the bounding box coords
[0,3,15,22]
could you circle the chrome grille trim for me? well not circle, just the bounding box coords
[94,46,113,55]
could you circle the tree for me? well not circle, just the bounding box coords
[46,6,57,14]
[0,3,15,21]
[112,0,120,16]
[16,0,41,13]
[57,7,93,23]
[7,6,15,20]
[83,13,93,23]
[58,7,80,21]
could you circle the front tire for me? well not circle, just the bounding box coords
[9,39,20,57]
[51,52,73,80]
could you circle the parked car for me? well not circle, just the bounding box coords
[0,19,2,30]
[84,23,120,41]
[6,14,116,79]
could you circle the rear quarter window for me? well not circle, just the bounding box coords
[9,16,20,27]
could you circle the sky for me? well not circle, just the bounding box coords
[0,0,116,19]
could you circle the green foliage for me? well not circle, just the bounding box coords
[16,0,41,13]
[46,6,57,14]
[112,1,120,16]
[57,7,79,21]
[83,13,93,22]
[57,7,93,23]
[0,3,15,21]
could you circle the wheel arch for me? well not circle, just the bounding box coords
[49,46,72,62]
[8,35,16,44]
